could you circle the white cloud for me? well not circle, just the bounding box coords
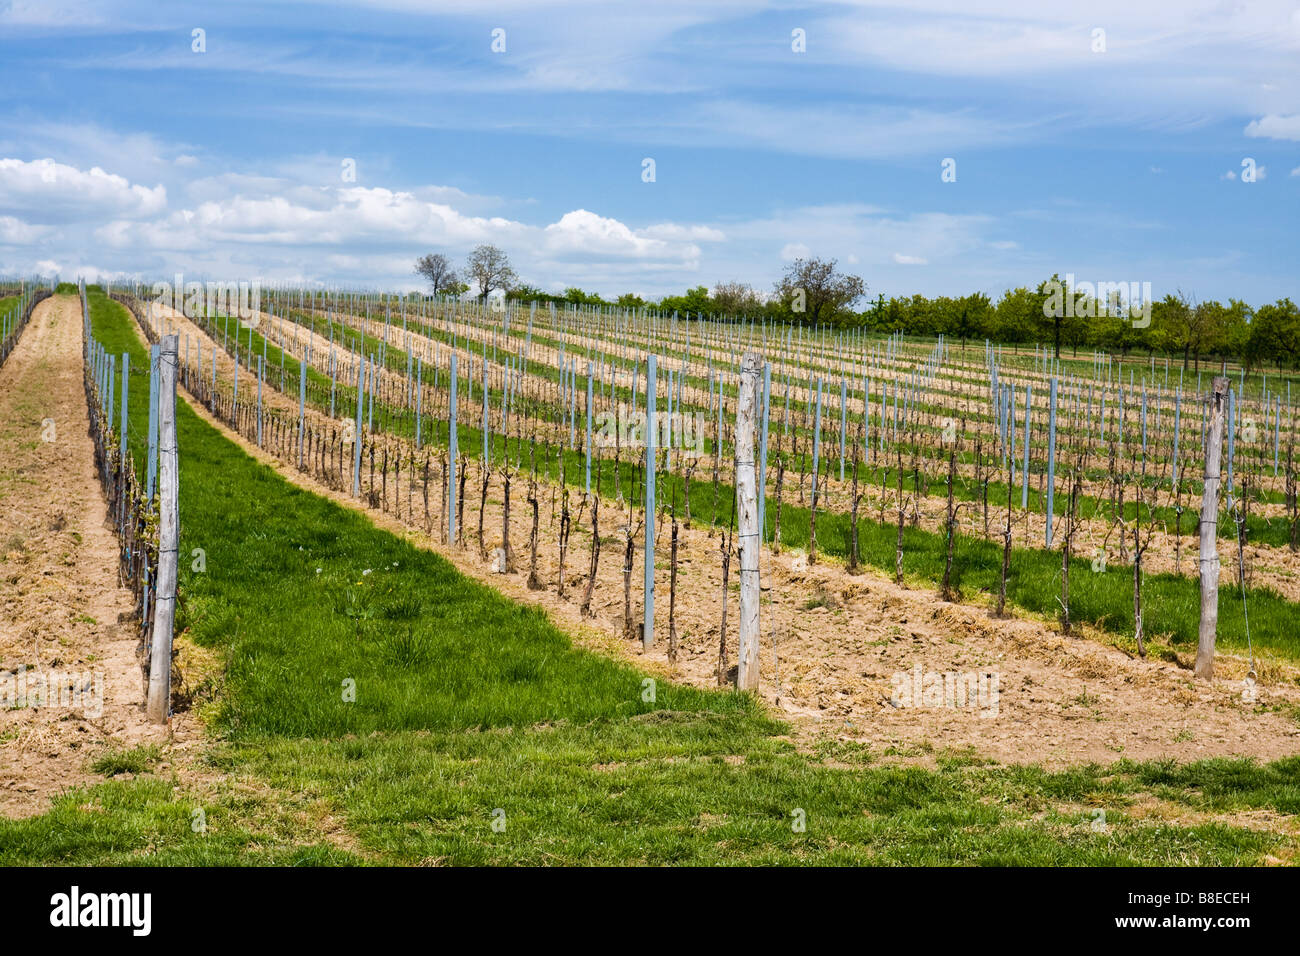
[0,0,107,27]
[640,222,726,242]
[892,253,929,265]
[0,215,55,244]
[1291,166,1300,177]
[542,210,700,261]
[0,157,166,220]
[0,124,198,187]
[69,164,717,293]
[780,243,811,261]
[1244,114,1300,141]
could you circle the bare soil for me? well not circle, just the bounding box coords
[0,296,187,819]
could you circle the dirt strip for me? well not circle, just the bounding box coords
[0,295,177,819]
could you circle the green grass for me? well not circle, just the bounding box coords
[6,293,1294,866]
[91,745,162,777]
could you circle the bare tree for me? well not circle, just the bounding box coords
[414,253,458,296]
[466,244,517,300]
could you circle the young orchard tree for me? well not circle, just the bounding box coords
[466,244,518,301]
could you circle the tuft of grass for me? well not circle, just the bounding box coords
[91,744,162,777]
[800,584,840,611]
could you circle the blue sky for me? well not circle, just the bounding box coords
[0,0,1297,304]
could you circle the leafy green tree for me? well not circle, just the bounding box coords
[1246,299,1300,370]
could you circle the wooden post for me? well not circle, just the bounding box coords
[1196,376,1228,679]
[736,351,761,691]
[147,344,160,500]
[758,362,771,541]
[147,335,179,724]
[449,353,459,544]
[643,354,656,649]
[352,358,365,497]
[257,356,263,447]
[119,354,129,534]
[585,361,593,496]
[1045,376,1057,546]
[297,360,306,469]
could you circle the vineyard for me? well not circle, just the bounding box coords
[7,0,1300,925]
[1,281,1298,867]
[121,282,1300,671]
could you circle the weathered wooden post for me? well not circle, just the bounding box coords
[352,358,365,497]
[482,358,490,466]
[449,353,459,541]
[147,335,179,724]
[147,344,160,500]
[585,360,593,496]
[297,361,306,469]
[1196,376,1229,680]
[119,354,130,534]
[1046,376,1057,546]
[758,362,771,540]
[415,356,423,449]
[643,354,657,649]
[257,356,264,447]
[736,351,762,690]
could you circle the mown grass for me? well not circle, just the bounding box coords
[5,294,1294,866]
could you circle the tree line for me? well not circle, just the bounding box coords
[418,247,1299,371]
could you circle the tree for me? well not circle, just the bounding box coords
[1247,299,1300,370]
[772,258,865,325]
[465,245,517,300]
[563,287,609,306]
[658,285,713,316]
[712,281,763,316]
[993,285,1047,346]
[1157,292,1215,370]
[414,253,458,296]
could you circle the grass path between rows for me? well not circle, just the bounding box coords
[2,294,1297,866]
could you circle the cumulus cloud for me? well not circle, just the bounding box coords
[543,210,702,261]
[0,157,166,220]
[639,222,726,242]
[1244,114,1300,141]
[50,161,722,293]
[892,253,929,265]
[0,215,55,244]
